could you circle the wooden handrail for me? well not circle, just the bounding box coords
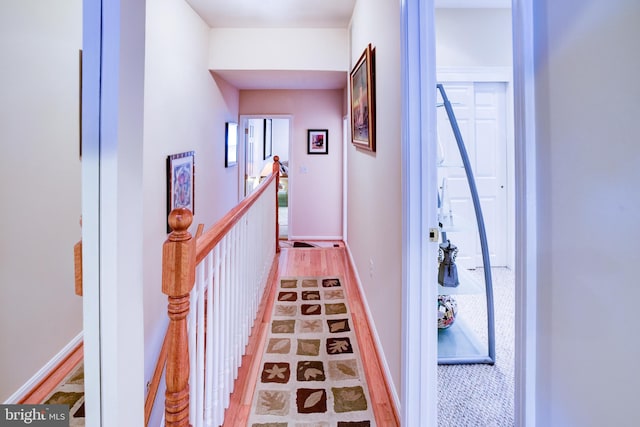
[195,158,280,264]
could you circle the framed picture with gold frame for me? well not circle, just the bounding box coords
[349,43,376,152]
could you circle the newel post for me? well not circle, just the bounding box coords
[162,208,196,427]
[273,155,281,253]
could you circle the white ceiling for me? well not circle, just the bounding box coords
[187,0,510,29]
[186,0,357,28]
[189,0,510,90]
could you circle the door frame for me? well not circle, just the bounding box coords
[238,115,293,240]
[83,0,147,425]
[400,0,538,426]
[511,0,539,424]
[82,0,102,424]
[400,0,438,425]
[238,115,293,200]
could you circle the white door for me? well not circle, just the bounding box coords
[437,82,508,268]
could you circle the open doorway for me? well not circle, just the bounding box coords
[241,116,291,240]
[434,6,515,427]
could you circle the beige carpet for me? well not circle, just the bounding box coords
[247,277,376,427]
[438,268,515,426]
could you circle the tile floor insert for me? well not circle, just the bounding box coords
[247,276,376,427]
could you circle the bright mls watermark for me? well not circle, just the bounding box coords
[0,405,68,426]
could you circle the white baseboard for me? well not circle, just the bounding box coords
[287,235,343,241]
[344,242,402,413]
[3,332,83,404]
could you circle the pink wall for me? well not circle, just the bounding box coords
[240,89,345,239]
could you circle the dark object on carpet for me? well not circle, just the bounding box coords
[293,242,316,248]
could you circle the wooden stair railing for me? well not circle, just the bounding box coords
[162,208,196,427]
[150,156,281,426]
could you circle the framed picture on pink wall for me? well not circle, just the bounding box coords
[350,43,376,152]
[307,129,328,155]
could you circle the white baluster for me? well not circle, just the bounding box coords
[195,262,206,427]
[188,282,198,427]
[223,234,232,409]
[213,244,223,426]
[204,251,214,426]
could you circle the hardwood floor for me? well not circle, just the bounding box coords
[223,244,400,426]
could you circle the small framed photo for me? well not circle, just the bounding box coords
[166,151,195,232]
[350,43,376,152]
[307,129,329,155]
[225,122,238,167]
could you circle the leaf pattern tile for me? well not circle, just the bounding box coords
[327,359,360,381]
[255,390,290,416]
[267,338,291,354]
[301,279,319,288]
[301,304,322,315]
[327,337,353,355]
[296,388,328,414]
[275,304,297,316]
[302,291,321,300]
[296,361,326,382]
[327,319,351,333]
[297,339,321,356]
[325,303,348,315]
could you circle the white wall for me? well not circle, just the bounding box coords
[0,0,82,401]
[533,0,640,425]
[435,8,512,68]
[209,28,348,71]
[143,0,239,422]
[240,90,344,239]
[348,0,402,394]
